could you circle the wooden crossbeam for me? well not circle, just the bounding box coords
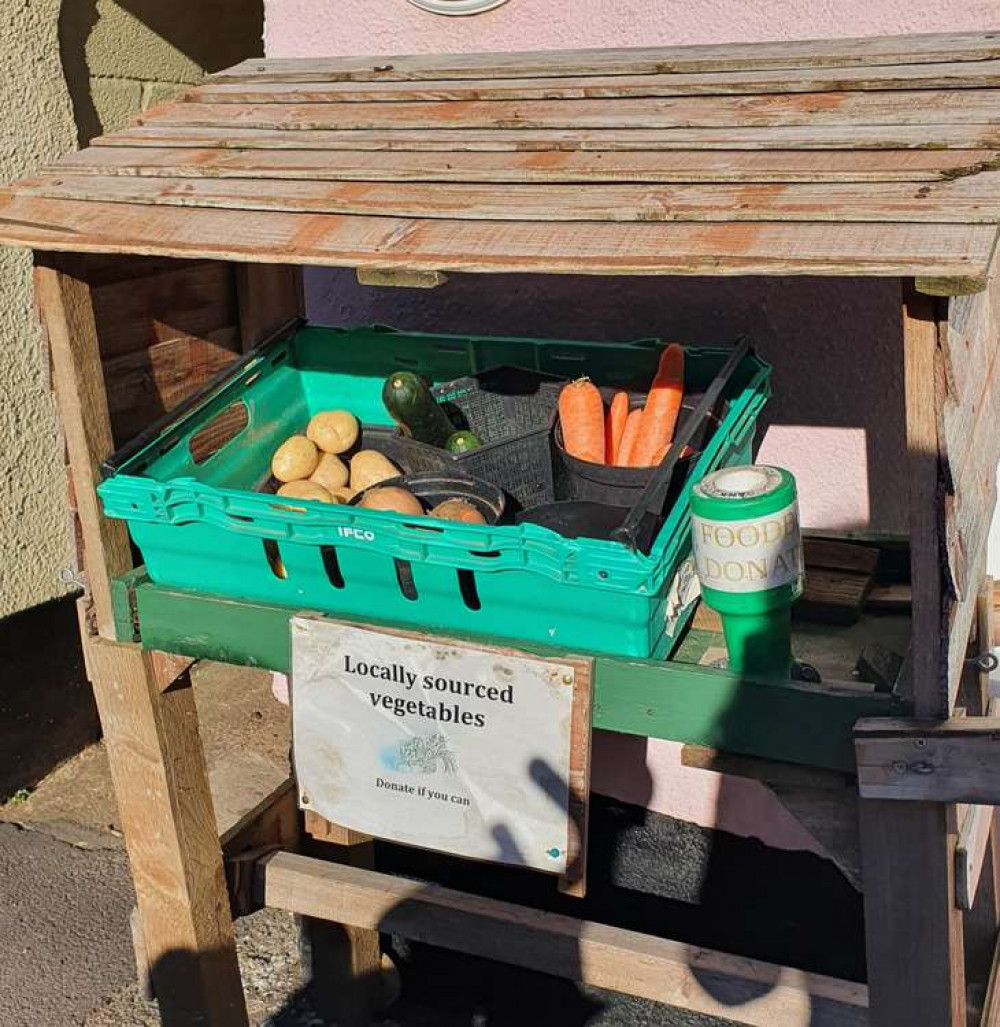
[260,850,869,1027]
[857,717,1000,803]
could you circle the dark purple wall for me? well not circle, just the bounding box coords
[306,268,908,533]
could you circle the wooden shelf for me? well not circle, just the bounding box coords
[115,570,900,773]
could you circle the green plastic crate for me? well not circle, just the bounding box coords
[98,324,771,659]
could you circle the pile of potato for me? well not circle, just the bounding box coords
[270,409,488,523]
[270,410,400,504]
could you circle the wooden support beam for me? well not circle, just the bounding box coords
[963,582,1000,993]
[260,850,868,1027]
[34,258,132,639]
[301,810,382,1026]
[86,637,248,1026]
[235,263,303,352]
[356,267,448,289]
[857,717,1000,803]
[916,275,990,298]
[958,805,996,911]
[221,777,299,856]
[859,800,966,1026]
[901,281,947,718]
[965,815,1000,995]
[958,582,998,912]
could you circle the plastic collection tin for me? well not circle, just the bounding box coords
[690,465,803,677]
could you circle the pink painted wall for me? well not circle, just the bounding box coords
[265,1,996,58]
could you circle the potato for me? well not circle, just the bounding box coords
[308,410,359,454]
[329,486,357,504]
[350,450,400,491]
[275,480,335,503]
[429,498,487,524]
[271,435,319,483]
[358,486,424,517]
[309,452,349,492]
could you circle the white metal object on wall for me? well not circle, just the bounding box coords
[406,0,510,14]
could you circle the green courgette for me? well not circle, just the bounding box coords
[382,371,455,447]
[445,430,482,454]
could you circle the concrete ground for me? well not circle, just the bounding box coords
[0,597,863,1027]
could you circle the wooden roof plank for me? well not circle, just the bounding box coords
[52,146,1000,185]
[142,92,1000,132]
[209,32,1000,83]
[5,34,1000,269]
[0,191,994,280]
[189,60,1000,104]
[20,173,1000,224]
[93,123,1000,153]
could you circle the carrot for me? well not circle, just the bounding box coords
[616,407,644,467]
[630,344,684,467]
[605,391,629,464]
[558,377,605,464]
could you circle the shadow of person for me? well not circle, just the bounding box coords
[684,641,867,1023]
[313,744,656,1026]
[58,0,101,147]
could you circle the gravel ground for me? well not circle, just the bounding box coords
[2,785,862,1027]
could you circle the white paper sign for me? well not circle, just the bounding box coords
[691,500,803,594]
[291,618,580,873]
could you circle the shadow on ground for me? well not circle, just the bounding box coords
[0,595,97,800]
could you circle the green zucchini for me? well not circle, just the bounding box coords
[445,430,482,454]
[382,371,454,447]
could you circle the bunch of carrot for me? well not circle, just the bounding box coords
[558,344,684,468]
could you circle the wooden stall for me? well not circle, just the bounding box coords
[3,28,1000,1027]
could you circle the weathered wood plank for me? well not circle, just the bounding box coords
[941,272,1000,709]
[91,122,1000,153]
[103,328,241,440]
[4,195,995,280]
[859,799,966,1026]
[956,585,999,916]
[86,638,248,1025]
[210,32,1000,84]
[957,804,995,911]
[857,717,1000,803]
[262,851,869,1026]
[355,267,447,288]
[52,145,1000,185]
[189,60,1000,104]
[90,259,237,357]
[19,173,1000,224]
[34,260,133,639]
[141,92,1000,132]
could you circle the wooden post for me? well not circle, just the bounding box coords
[860,800,965,1026]
[34,258,132,639]
[302,812,383,1025]
[87,637,248,1027]
[901,282,946,720]
[858,280,965,1027]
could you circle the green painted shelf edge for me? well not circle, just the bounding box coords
[117,573,903,772]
